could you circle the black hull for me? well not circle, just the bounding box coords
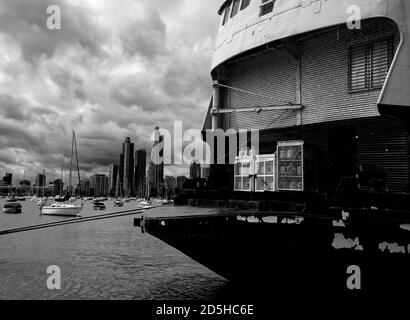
[136,209,410,292]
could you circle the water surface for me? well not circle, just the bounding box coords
[0,199,228,300]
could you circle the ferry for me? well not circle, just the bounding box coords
[136,0,410,291]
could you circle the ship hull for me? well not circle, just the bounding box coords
[136,211,410,292]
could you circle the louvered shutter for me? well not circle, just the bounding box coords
[370,39,392,88]
[349,38,393,92]
[349,44,368,92]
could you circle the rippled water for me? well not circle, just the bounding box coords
[0,199,228,300]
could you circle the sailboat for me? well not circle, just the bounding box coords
[41,131,83,217]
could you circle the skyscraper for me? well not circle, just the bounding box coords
[36,173,46,188]
[190,161,201,179]
[201,166,211,181]
[3,173,12,186]
[135,149,147,198]
[149,127,164,196]
[122,137,134,197]
[35,173,46,196]
[164,176,176,197]
[90,174,108,197]
[53,179,64,195]
[176,176,188,191]
[118,153,124,196]
[108,164,119,197]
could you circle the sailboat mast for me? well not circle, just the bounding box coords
[69,132,74,195]
[74,131,81,197]
[60,163,64,195]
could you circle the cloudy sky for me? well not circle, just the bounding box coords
[0,0,221,183]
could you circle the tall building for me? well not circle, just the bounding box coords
[149,127,164,196]
[3,173,12,186]
[201,166,211,181]
[78,179,90,196]
[36,173,46,188]
[90,174,108,197]
[164,176,176,197]
[35,173,46,196]
[53,179,64,195]
[122,137,134,197]
[135,149,147,198]
[118,153,124,196]
[176,176,188,191]
[190,161,201,179]
[108,164,119,197]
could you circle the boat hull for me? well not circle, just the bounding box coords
[136,211,410,291]
[41,206,82,217]
[2,208,22,214]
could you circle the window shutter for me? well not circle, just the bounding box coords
[370,39,392,88]
[349,37,394,92]
[349,44,368,92]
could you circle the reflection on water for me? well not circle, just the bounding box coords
[0,199,228,300]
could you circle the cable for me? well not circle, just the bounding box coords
[0,207,155,236]
[217,83,297,106]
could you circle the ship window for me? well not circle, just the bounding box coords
[277,141,304,192]
[241,0,251,10]
[349,38,394,92]
[260,0,275,16]
[222,2,231,25]
[231,0,241,18]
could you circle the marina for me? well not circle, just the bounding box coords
[0,199,228,300]
[1,0,410,305]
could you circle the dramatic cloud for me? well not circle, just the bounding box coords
[0,0,221,182]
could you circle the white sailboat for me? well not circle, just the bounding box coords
[41,131,83,217]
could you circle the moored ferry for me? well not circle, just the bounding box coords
[136,0,410,291]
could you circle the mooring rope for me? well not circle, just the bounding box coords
[0,207,155,236]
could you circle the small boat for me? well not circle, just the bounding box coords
[93,201,106,210]
[138,200,152,209]
[17,197,26,201]
[2,203,22,214]
[41,203,82,217]
[114,199,124,207]
[6,197,18,203]
[123,198,131,203]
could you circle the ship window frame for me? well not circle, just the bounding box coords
[222,1,232,26]
[241,0,251,11]
[260,0,275,17]
[231,0,241,18]
[348,36,395,94]
[276,141,304,192]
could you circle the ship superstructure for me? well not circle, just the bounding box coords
[136,0,410,290]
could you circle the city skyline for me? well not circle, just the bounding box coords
[0,0,220,181]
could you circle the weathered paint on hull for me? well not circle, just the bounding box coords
[136,212,410,291]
